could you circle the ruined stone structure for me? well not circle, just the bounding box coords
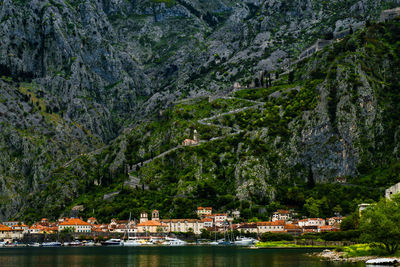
[380,7,400,22]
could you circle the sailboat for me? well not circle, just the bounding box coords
[217,221,233,246]
[210,218,219,245]
[123,214,142,247]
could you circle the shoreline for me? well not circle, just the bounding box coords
[312,249,400,263]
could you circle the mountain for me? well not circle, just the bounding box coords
[0,0,400,221]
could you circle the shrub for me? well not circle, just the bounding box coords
[260,232,294,242]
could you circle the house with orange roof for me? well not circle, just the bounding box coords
[257,220,286,234]
[318,225,334,232]
[29,224,47,234]
[2,221,22,227]
[58,218,91,233]
[92,224,109,233]
[0,223,24,239]
[196,207,212,217]
[136,220,168,233]
[201,218,213,228]
[238,223,258,234]
[284,224,302,236]
[205,213,228,226]
[298,218,325,227]
[12,223,29,233]
[327,217,343,227]
[87,217,98,224]
[272,210,294,222]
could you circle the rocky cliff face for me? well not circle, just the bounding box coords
[0,0,400,220]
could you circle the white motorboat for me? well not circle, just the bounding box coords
[123,237,142,247]
[0,241,6,247]
[163,237,187,246]
[101,238,123,246]
[83,241,95,247]
[234,237,254,246]
[42,242,62,247]
[68,240,83,247]
[29,243,41,247]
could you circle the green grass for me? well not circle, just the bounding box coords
[341,244,391,257]
[256,241,334,248]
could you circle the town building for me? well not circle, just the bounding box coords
[298,218,325,227]
[92,224,109,233]
[319,225,334,232]
[257,220,286,234]
[11,223,29,233]
[231,210,240,219]
[380,7,400,22]
[327,217,343,227]
[205,214,228,227]
[140,212,149,223]
[182,130,199,146]
[272,210,292,222]
[58,218,92,233]
[161,219,204,234]
[152,210,160,221]
[136,220,168,233]
[2,221,22,227]
[201,218,213,228]
[87,217,98,224]
[238,223,258,234]
[196,207,212,217]
[284,224,302,236]
[385,182,400,199]
[0,224,24,239]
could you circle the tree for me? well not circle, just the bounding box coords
[288,71,294,84]
[340,212,358,231]
[306,166,315,189]
[359,195,400,254]
[304,197,320,218]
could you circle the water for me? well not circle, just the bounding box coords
[0,247,364,267]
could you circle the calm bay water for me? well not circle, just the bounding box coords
[0,247,363,267]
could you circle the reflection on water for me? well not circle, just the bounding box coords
[0,247,364,267]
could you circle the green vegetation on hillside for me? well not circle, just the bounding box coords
[20,19,400,224]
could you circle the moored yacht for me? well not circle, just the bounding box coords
[163,237,187,246]
[233,237,254,246]
[123,237,142,247]
[42,242,62,247]
[101,238,123,246]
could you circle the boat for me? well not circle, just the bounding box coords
[234,237,254,246]
[163,237,187,246]
[101,238,123,246]
[83,240,95,247]
[68,240,83,247]
[217,240,233,246]
[122,213,142,247]
[366,258,399,265]
[29,243,41,247]
[0,241,6,247]
[4,242,17,247]
[123,237,142,247]
[42,242,62,247]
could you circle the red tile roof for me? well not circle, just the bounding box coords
[277,210,290,214]
[59,218,91,226]
[0,224,12,231]
[257,220,286,226]
[137,220,167,227]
